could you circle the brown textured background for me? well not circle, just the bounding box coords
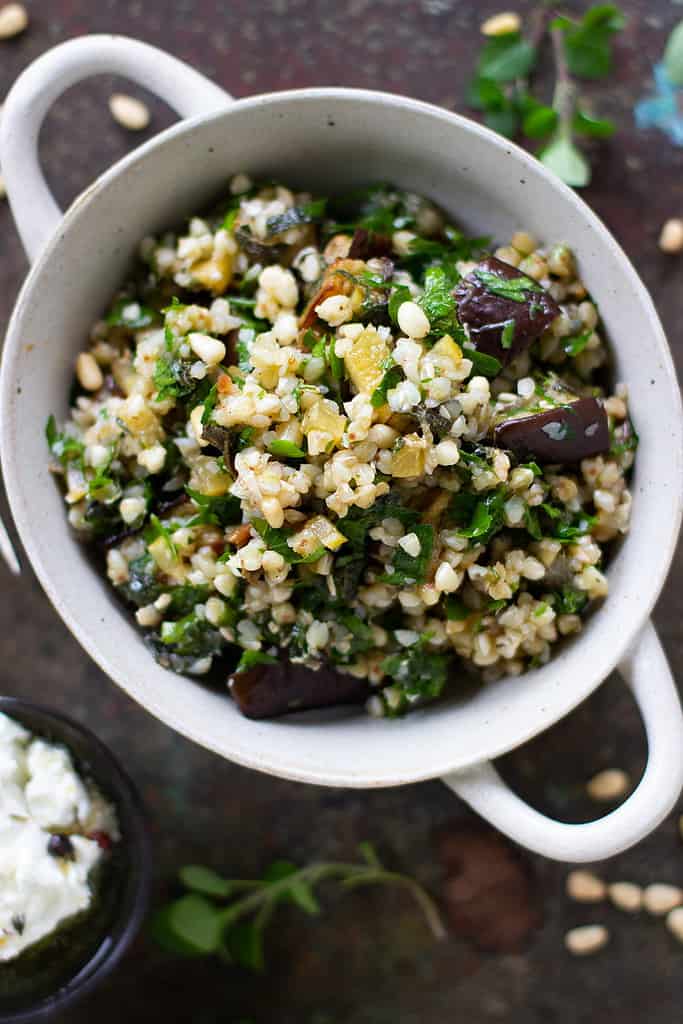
[1,2,683,1022]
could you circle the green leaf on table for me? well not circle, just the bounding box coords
[224,921,265,971]
[522,105,559,139]
[539,135,591,188]
[160,894,224,955]
[572,109,615,138]
[665,20,683,87]
[180,865,233,899]
[477,32,536,83]
[551,5,625,80]
[484,107,519,139]
[467,76,506,111]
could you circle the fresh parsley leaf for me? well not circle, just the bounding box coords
[267,440,306,459]
[201,383,218,425]
[553,585,589,615]
[265,198,327,237]
[371,364,403,408]
[456,489,507,544]
[473,267,543,302]
[388,284,412,324]
[160,611,223,657]
[380,524,434,586]
[185,486,241,527]
[45,415,85,470]
[563,329,593,357]
[464,347,503,378]
[250,519,324,564]
[381,638,451,709]
[146,514,178,559]
[500,319,516,349]
[573,109,615,138]
[106,298,157,329]
[235,650,279,673]
[419,266,459,337]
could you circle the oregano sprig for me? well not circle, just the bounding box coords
[152,843,446,969]
[466,4,624,187]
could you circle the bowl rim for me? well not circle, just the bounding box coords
[1,86,682,788]
[0,697,151,1023]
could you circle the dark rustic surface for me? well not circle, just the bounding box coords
[1,2,683,1022]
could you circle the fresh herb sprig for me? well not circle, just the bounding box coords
[152,843,446,969]
[467,4,624,187]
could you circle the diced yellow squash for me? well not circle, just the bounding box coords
[188,456,233,497]
[390,435,426,478]
[431,335,462,364]
[148,536,178,575]
[301,398,347,443]
[345,328,391,395]
[290,515,348,557]
[192,251,234,294]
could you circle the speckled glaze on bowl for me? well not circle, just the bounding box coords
[1,36,682,863]
[0,698,150,1023]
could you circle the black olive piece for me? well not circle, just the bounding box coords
[229,659,370,719]
[47,834,76,861]
[493,397,610,462]
[455,256,560,366]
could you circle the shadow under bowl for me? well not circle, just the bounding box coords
[0,697,151,1023]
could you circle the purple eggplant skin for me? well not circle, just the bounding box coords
[493,396,610,463]
[229,659,370,719]
[454,256,560,365]
[347,227,393,261]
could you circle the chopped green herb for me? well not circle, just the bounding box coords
[106,298,157,329]
[501,319,516,350]
[371,364,403,408]
[380,524,434,586]
[185,486,241,527]
[473,268,543,303]
[146,514,178,560]
[265,198,327,237]
[235,650,279,673]
[267,439,306,459]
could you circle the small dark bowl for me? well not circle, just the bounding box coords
[0,698,151,1023]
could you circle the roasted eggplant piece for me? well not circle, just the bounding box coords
[347,228,393,261]
[455,256,560,365]
[235,225,286,266]
[201,422,232,461]
[494,396,609,462]
[230,659,370,719]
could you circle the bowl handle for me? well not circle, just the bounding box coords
[0,35,231,263]
[442,620,683,862]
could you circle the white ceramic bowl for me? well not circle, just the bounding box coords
[2,36,682,863]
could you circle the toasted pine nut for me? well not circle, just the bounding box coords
[666,906,683,943]
[586,769,630,802]
[0,3,28,39]
[608,882,643,913]
[566,870,606,903]
[109,93,151,131]
[565,925,609,956]
[76,352,104,392]
[642,884,683,916]
[659,218,683,254]
[481,12,521,36]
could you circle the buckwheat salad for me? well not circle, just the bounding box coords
[47,178,637,719]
